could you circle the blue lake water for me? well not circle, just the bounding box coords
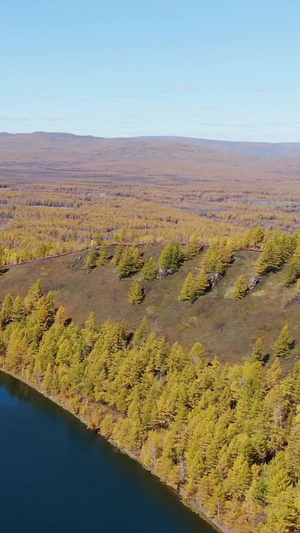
[0,372,215,532]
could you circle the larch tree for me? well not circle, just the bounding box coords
[178,273,196,302]
[141,256,158,281]
[25,279,42,311]
[85,248,98,270]
[251,338,265,362]
[273,325,294,358]
[97,242,111,266]
[118,246,143,279]
[159,243,183,272]
[185,235,202,259]
[233,275,248,300]
[195,268,209,295]
[55,306,68,326]
[128,280,144,306]
[113,240,125,266]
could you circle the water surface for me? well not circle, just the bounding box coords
[0,372,215,533]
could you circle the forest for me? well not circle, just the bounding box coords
[0,279,299,533]
[1,144,300,265]
[0,231,300,532]
[1,135,300,531]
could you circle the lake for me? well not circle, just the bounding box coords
[0,371,216,532]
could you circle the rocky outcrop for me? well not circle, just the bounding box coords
[249,276,261,290]
[156,267,174,279]
[208,272,223,288]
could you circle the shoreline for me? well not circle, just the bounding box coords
[0,366,231,533]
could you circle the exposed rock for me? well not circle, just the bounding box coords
[208,272,223,288]
[249,276,261,290]
[156,267,174,279]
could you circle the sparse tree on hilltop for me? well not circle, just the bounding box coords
[185,235,202,259]
[128,280,144,306]
[118,246,143,279]
[113,241,125,266]
[97,242,111,266]
[178,273,196,302]
[141,256,158,281]
[195,268,209,295]
[233,275,247,300]
[159,243,183,272]
[85,248,98,270]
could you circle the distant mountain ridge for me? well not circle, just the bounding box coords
[0,131,299,184]
[138,136,300,159]
[1,132,300,158]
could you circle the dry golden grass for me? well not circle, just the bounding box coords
[1,246,299,371]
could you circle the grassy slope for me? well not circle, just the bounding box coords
[0,246,299,370]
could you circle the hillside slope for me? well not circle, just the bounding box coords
[0,246,299,369]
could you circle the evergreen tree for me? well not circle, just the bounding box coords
[195,268,209,295]
[97,242,111,266]
[128,280,144,306]
[113,240,125,266]
[83,311,98,349]
[12,296,26,322]
[231,455,252,497]
[37,292,56,330]
[0,294,14,326]
[244,226,265,248]
[131,245,143,269]
[25,279,42,311]
[85,248,98,270]
[255,240,281,275]
[178,273,196,302]
[185,235,202,259]
[233,275,248,300]
[133,317,149,348]
[202,245,218,273]
[118,247,143,279]
[189,342,207,368]
[284,260,300,286]
[265,357,283,390]
[284,243,300,286]
[159,244,183,272]
[55,306,67,326]
[255,233,297,276]
[93,232,103,246]
[141,256,158,281]
[251,338,265,362]
[42,364,54,392]
[202,244,233,274]
[273,325,294,358]
[252,226,265,247]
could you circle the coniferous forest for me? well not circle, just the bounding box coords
[1,137,300,532]
[0,249,300,533]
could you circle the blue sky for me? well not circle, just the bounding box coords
[1,0,300,141]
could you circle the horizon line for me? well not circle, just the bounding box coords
[1,131,300,145]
